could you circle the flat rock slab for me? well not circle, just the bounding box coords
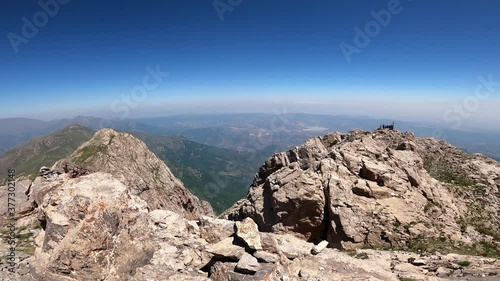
[206,237,245,261]
[235,253,260,274]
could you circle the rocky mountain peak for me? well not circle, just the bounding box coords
[53,128,214,219]
[223,129,500,255]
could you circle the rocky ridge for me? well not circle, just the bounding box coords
[223,129,500,254]
[53,128,214,219]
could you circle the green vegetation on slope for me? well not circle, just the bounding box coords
[0,125,94,184]
[423,157,476,187]
[424,155,499,251]
[405,235,500,259]
[73,143,109,164]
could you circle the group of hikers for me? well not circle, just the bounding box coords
[378,122,395,130]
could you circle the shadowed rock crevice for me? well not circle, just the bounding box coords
[329,210,356,249]
[260,180,278,231]
[321,177,332,245]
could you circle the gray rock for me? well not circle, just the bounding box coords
[276,234,312,259]
[235,253,260,274]
[211,262,275,281]
[311,240,329,255]
[199,216,235,243]
[206,237,245,261]
[409,258,427,266]
[253,251,279,263]
[28,173,155,281]
[235,217,262,250]
[39,166,50,175]
[280,275,291,281]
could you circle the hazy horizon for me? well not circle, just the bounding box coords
[1,0,499,132]
[2,97,499,132]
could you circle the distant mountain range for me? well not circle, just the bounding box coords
[0,116,157,155]
[2,114,499,161]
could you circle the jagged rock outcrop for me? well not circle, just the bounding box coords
[53,128,214,219]
[223,129,500,254]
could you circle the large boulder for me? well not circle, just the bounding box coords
[29,172,155,280]
[235,218,262,250]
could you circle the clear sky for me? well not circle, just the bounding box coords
[0,0,499,129]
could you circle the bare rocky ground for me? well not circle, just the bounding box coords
[1,209,498,280]
[0,128,498,280]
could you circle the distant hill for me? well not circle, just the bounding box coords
[0,116,159,155]
[0,118,51,155]
[132,132,272,213]
[0,124,94,184]
[53,128,214,218]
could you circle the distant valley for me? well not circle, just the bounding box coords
[131,132,271,213]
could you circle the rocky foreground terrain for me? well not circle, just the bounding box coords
[0,128,498,280]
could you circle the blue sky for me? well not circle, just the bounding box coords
[0,0,499,127]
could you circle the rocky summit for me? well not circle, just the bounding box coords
[1,128,499,281]
[223,129,500,252]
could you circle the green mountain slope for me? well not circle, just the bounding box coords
[0,125,94,184]
[132,132,271,213]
